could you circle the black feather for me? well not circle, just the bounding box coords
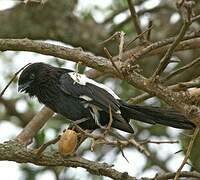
[120,101,195,129]
[18,63,195,133]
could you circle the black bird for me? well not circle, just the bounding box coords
[18,63,195,133]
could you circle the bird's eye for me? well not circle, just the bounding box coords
[29,73,35,80]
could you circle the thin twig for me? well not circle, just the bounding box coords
[151,3,192,79]
[0,63,31,97]
[155,171,200,180]
[127,0,145,42]
[140,140,179,145]
[103,105,113,136]
[147,20,153,41]
[124,25,154,50]
[128,77,200,104]
[73,123,150,157]
[34,135,61,157]
[152,21,191,79]
[128,93,151,104]
[118,31,125,61]
[128,56,200,104]
[119,145,129,163]
[125,31,200,63]
[99,32,120,45]
[174,127,199,180]
[191,14,200,22]
[163,57,200,81]
[104,47,121,75]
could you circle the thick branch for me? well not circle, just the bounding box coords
[1,140,200,179]
[0,38,200,126]
[0,140,135,180]
[1,35,200,75]
[0,38,115,74]
[16,106,54,145]
[0,0,107,55]
[124,32,200,63]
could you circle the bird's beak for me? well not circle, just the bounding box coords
[18,81,32,92]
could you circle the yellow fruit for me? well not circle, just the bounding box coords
[58,129,77,156]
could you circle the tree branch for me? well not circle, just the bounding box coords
[124,32,200,63]
[0,38,115,75]
[1,140,200,180]
[155,171,200,180]
[16,106,54,145]
[127,0,145,42]
[174,127,200,180]
[152,20,191,78]
[1,38,200,127]
[0,140,135,180]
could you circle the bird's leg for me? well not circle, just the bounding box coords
[33,135,61,158]
[68,121,94,151]
[76,129,92,151]
[72,61,82,84]
[102,106,113,136]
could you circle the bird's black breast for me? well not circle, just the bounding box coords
[53,91,92,120]
[36,84,90,121]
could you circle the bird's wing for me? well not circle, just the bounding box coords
[59,72,121,117]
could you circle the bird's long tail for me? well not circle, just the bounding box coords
[120,101,195,130]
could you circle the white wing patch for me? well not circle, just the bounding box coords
[116,110,121,114]
[80,95,93,101]
[75,117,89,124]
[89,104,105,128]
[68,72,120,100]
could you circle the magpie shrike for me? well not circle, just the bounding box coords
[18,63,195,133]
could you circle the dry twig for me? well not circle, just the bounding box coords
[34,135,61,157]
[174,127,199,180]
[140,140,179,145]
[127,0,144,42]
[151,4,192,79]
[99,32,121,45]
[147,20,153,41]
[0,63,31,97]
[155,171,200,180]
[124,25,154,50]
[128,77,200,104]
[163,57,200,81]
[118,31,125,61]
[104,47,121,75]
[73,122,150,157]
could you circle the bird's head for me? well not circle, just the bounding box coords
[18,62,50,96]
